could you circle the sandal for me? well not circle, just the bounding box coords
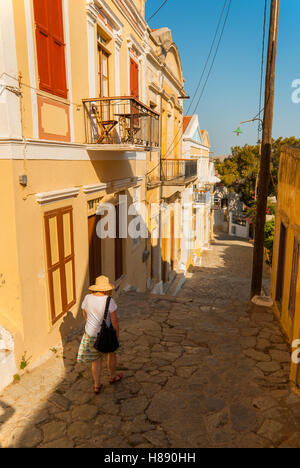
[109,373,123,385]
[94,385,103,395]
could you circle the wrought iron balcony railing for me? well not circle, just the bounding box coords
[194,190,211,204]
[83,97,160,149]
[160,159,198,184]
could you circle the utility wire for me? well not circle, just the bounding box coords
[163,0,232,160]
[186,0,228,115]
[0,71,82,109]
[147,0,168,22]
[190,1,232,124]
[146,0,231,178]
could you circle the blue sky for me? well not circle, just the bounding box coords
[146,0,300,156]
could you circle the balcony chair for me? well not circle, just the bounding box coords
[91,104,118,144]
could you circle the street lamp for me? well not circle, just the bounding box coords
[234,117,264,136]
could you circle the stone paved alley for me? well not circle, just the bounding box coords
[0,234,300,448]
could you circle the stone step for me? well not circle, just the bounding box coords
[166,273,186,297]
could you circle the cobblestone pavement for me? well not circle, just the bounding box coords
[1,234,300,448]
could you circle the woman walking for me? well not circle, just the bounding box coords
[77,276,123,394]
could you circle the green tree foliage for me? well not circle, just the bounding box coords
[215,137,300,206]
[264,219,275,266]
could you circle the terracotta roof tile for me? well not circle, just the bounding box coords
[183,116,192,134]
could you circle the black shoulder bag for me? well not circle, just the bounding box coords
[94,297,119,353]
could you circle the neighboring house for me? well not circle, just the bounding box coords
[271,147,300,388]
[0,0,161,388]
[182,115,219,267]
[146,27,195,291]
[214,185,245,234]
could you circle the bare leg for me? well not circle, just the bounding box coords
[107,353,117,379]
[92,358,102,388]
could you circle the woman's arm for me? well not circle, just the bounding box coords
[82,309,87,321]
[110,311,120,340]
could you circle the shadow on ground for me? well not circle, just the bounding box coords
[0,234,300,448]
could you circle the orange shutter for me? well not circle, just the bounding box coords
[34,0,67,98]
[34,0,51,92]
[130,58,139,100]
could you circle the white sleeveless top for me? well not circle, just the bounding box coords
[81,294,117,337]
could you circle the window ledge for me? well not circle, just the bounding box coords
[36,187,80,205]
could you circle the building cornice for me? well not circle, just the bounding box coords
[0,139,148,160]
[149,82,160,95]
[183,138,210,151]
[86,2,98,24]
[163,64,185,95]
[83,183,112,194]
[127,34,144,57]
[90,0,124,32]
[112,0,146,39]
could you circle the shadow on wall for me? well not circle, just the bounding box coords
[0,400,15,448]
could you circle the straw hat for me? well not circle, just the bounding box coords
[89,275,115,292]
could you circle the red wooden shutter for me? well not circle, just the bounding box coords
[34,0,52,92]
[33,0,48,31]
[48,0,64,42]
[130,58,139,100]
[51,39,67,97]
[48,0,67,97]
[34,0,67,98]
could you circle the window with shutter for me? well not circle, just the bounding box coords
[130,58,139,100]
[33,0,67,98]
[44,206,76,325]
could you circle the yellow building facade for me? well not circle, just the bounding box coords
[0,0,162,386]
[0,0,211,388]
[271,147,300,388]
[145,27,196,291]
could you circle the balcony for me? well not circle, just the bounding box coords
[160,159,198,185]
[194,190,210,204]
[83,97,160,150]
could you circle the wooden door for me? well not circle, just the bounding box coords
[170,213,175,270]
[115,203,124,281]
[161,234,168,283]
[88,215,102,286]
[289,238,300,322]
[276,223,287,307]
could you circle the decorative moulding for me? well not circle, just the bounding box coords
[113,178,132,189]
[36,187,80,204]
[83,183,111,194]
[94,0,124,32]
[86,3,98,23]
[127,34,144,57]
[112,177,144,190]
[149,82,160,95]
